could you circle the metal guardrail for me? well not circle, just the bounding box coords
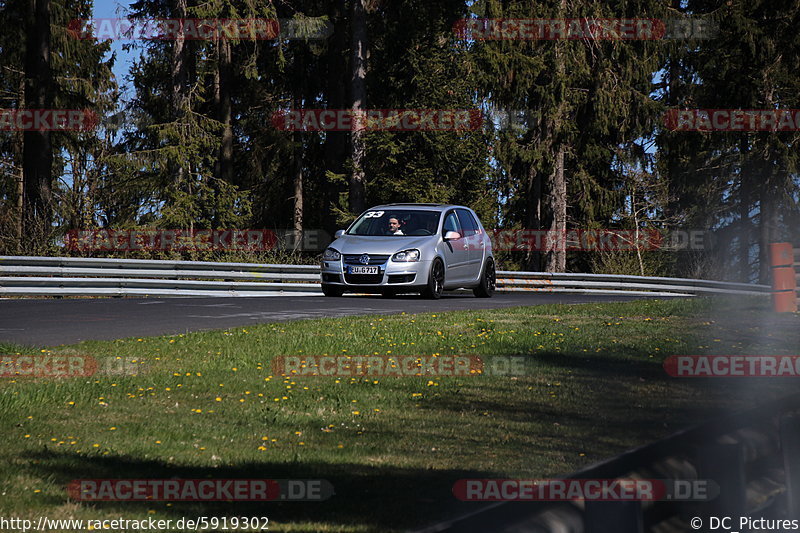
[0,256,321,297]
[411,392,800,533]
[0,255,773,298]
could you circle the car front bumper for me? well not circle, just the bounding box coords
[320,258,432,289]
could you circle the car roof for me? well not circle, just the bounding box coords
[370,203,465,212]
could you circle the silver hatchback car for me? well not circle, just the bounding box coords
[320,204,496,299]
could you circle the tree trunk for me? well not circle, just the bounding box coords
[543,0,568,273]
[322,0,348,233]
[293,131,304,252]
[217,38,233,186]
[523,163,542,270]
[213,36,233,228]
[14,77,24,252]
[170,0,188,189]
[544,147,566,272]
[738,138,752,282]
[22,0,53,235]
[349,0,367,215]
[758,179,779,284]
[292,55,305,252]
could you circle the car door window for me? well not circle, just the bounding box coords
[442,212,462,237]
[456,209,479,237]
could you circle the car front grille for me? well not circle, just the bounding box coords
[344,273,384,284]
[343,254,390,266]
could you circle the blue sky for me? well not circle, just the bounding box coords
[93,1,138,99]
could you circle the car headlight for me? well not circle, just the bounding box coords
[391,249,420,262]
[322,248,341,261]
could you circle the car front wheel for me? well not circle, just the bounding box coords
[420,259,444,299]
[473,258,495,298]
[321,284,344,297]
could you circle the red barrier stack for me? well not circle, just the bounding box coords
[769,242,798,313]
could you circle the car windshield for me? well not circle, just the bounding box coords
[347,209,441,236]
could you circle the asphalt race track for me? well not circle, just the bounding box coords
[0,293,654,346]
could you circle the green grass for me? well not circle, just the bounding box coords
[0,297,798,532]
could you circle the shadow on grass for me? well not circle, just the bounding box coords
[20,449,504,532]
[425,349,732,460]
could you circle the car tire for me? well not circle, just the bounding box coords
[420,259,445,299]
[321,284,344,297]
[473,258,496,298]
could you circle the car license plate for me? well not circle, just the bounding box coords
[348,266,379,275]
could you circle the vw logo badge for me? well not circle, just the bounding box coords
[359,254,370,265]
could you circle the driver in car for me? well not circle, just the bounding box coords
[387,216,404,235]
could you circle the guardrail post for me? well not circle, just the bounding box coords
[781,415,800,516]
[769,243,798,312]
[584,501,643,533]
[695,443,746,517]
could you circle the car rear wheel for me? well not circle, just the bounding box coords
[321,284,344,297]
[420,259,444,299]
[473,258,495,298]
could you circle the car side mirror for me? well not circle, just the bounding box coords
[334,229,346,239]
[444,231,461,241]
